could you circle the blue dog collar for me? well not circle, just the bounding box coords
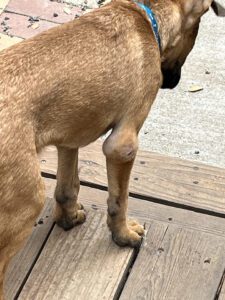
[136,2,161,51]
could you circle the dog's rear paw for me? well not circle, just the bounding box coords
[56,206,86,231]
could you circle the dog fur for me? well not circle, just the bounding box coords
[0,0,221,298]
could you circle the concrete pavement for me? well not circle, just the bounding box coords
[139,6,225,168]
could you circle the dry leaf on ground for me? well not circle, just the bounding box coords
[63,7,72,14]
[31,23,40,30]
[188,85,204,93]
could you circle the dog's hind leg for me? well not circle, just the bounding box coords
[103,124,145,248]
[0,157,45,299]
[54,147,86,230]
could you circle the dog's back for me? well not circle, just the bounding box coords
[0,2,160,151]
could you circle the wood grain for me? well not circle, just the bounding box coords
[120,224,225,300]
[18,210,136,300]
[4,198,54,300]
[39,141,225,215]
[5,179,225,299]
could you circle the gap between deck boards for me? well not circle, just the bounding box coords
[6,142,225,299]
[215,270,225,300]
[14,222,141,300]
[41,171,225,220]
[39,141,225,218]
[16,210,142,300]
[6,176,225,300]
[7,178,143,300]
[14,222,55,300]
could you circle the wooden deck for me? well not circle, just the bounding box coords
[4,141,225,300]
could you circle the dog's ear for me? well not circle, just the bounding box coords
[182,0,213,16]
[211,1,225,16]
[182,0,225,16]
[181,0,216,28]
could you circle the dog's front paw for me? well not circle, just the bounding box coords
[112,221,145,248]
[56,204,86,231]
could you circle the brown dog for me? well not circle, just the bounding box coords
[0,0,223,298]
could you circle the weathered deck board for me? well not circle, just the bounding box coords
[220,289,225,299]
[45,177,225,238]
[120,224,225,300]
[18,210,135,300]
[4,198,54,300]
[5,178,225,299]
[219,277,225,300]
[39,141,225,215]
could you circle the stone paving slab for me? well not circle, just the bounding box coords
[0,12,58,38]
[0,32,21,50]
[6,0,83,24]
[0,0,9,15]
[64,0,99,9]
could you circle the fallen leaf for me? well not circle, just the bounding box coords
[83,9,92,14]
[31,23,40,30]
[188,85,203,93]
[63,7,71,15]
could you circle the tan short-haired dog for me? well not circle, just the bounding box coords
[0,0,223,297]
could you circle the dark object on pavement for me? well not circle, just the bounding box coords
[211,0,225,16]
